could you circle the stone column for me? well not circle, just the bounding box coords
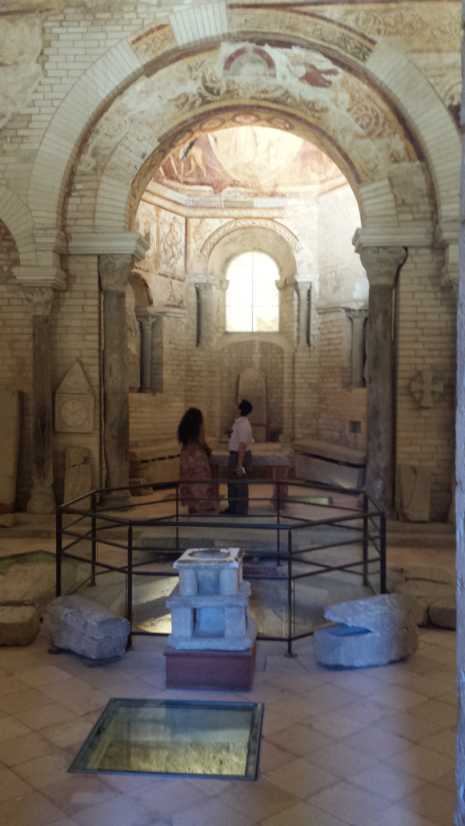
[23,287,57,514]
[195,281,215,346]
[99,254,134,500]
[136,309,155,392]
[357,245,407,511]
[345,308,368,388]
[295,280,312,349]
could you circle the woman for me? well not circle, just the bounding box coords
[225,399,254,515]
[177,407,219,515]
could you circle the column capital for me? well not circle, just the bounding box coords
[136,306,162,324]
[99,253,134,293]
[194,281,214,292]
[354,241,407,288]
[343,306,368,322]
[294,279,312,295]
[22,286,56,317]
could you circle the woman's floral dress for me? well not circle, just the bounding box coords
[179,443,219,514]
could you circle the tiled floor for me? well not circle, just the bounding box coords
[0,625,457,826]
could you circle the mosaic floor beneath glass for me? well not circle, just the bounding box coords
[70,699,263,780]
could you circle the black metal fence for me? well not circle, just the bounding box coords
[56,479,386,655]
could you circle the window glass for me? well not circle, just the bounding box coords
[226,252,279,332]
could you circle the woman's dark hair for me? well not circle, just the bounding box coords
[238,399,253,416]
[177,407,203,446]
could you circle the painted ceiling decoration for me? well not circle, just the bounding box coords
[155,126,342,194]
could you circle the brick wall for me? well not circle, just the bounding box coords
[317,308,368,450]
[396,248,456,519]
[0,222,32,508]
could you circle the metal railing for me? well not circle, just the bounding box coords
[56,478,386,655]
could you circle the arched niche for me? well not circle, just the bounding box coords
[207,225,298,284]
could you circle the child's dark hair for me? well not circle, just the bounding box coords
[177,407,203,446]
[238,399,253,416]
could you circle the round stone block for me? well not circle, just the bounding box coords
[324,593,420,634]
[0,605,40,646]
[428,595,456,630]
[314,622,418,669]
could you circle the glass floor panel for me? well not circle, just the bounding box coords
[70,699,264,780]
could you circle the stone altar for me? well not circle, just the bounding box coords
[165,547,256,689]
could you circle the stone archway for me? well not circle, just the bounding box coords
[15,7,457,511]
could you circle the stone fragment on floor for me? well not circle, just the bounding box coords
[45,594,130,661]
[0,604,40,645]
[394,565,455,626]
[428,594,456,630]
[314,594,418,669]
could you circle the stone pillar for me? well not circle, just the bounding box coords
[23,288,57,514]
[195,281,215,346]
[345,308,368,388]
[295,280,312,349]
[356,245,407,511]
[136,309,155,392]
[99,254,134,500]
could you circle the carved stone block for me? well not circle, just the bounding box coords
[55,361,95,433]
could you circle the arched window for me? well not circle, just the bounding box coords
[226,251,279,332]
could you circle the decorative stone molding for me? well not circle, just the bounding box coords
[408,369,447,410]
[69,231,149,259]
[15,266,66,291]
[200,219,301,263]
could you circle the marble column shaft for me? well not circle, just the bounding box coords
[358,246,407,511]
[23,287,56,514]
[295,280,312,349]
[345,308,368,388]
[195,281,215,346]
[99,254,134,495]
[137,312,155,392]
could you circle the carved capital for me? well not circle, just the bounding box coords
[294,280,312,297]
[99,254,134,293]
[354,240,407,288]
[194,281,214,293]
[344,307,368,323]
[22,286,56,317]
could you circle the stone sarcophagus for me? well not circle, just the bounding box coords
[165,548,256,689]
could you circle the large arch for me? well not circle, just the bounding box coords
[0,186,36,268]
[24,10,458,264]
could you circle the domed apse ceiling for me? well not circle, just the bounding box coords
[154,125,344,196]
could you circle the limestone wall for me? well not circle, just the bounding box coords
[396,248,456,520]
